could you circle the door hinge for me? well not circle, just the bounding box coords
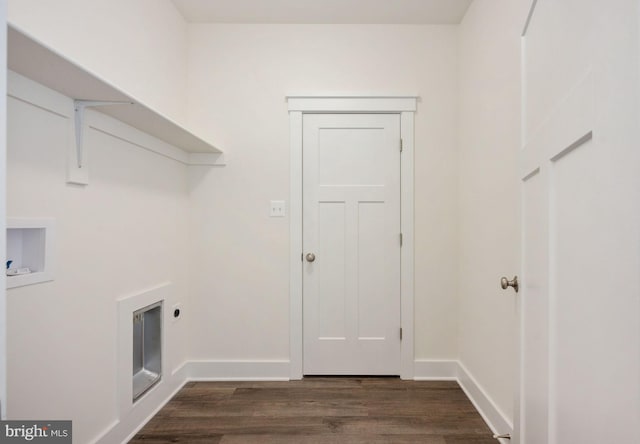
[400,138,403,152]
[400,327,403,340]
[400,233,403,247]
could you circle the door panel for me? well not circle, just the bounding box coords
[551,138,603,444]
[317,201,346,339]
[357,201,388,339]
[303,113,401,375]
[523,0,593,138]
[521,168,548,444]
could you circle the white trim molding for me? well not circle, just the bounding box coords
[288,95,418,380]
[457,362,513,444]
[413,359,458,380]
[186,360,290,381]
[94,363,188,444]
[414,360,514,443]
[287,96,418,113]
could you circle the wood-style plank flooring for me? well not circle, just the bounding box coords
[130,377,496,443]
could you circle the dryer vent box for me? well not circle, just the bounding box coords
[132,301,162,401]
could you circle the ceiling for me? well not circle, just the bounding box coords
[171,0,474,25]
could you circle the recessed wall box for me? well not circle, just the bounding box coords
[132,301,162,401]
[6,218,55,289]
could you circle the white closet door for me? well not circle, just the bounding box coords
[303,113,401,375]
[518,0,640,442]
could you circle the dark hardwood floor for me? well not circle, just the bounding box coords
[130,377,496,443]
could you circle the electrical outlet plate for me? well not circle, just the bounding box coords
[171,303,183,323]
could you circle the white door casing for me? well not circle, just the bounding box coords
[288,96,417,380]
[518,1,640,443]
[302,113,401,375]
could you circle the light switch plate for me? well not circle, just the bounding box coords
[270,200,286,217]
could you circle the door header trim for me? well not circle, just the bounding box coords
[287,96,419,113]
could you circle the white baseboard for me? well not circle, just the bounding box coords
[186,360,290,381]
[94,362,189,444]
[94,360,290,444]
[414,360,513,443]
[413,359,458,380]
[456,361,513,443]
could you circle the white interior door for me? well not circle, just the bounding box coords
[519,1,640,443]
[303,113,401,375]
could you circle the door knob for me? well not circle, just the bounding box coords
[500,276,519,293]
[306,253,316,262]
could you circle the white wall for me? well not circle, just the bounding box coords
[457,0,522,424]
[7,0,189,124]
[186,25,460,362]
[6,74,190,444]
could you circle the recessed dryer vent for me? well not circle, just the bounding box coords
[132,301,162,402]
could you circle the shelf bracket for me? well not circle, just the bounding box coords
[68,100,134,185]
[74,100,134,168]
